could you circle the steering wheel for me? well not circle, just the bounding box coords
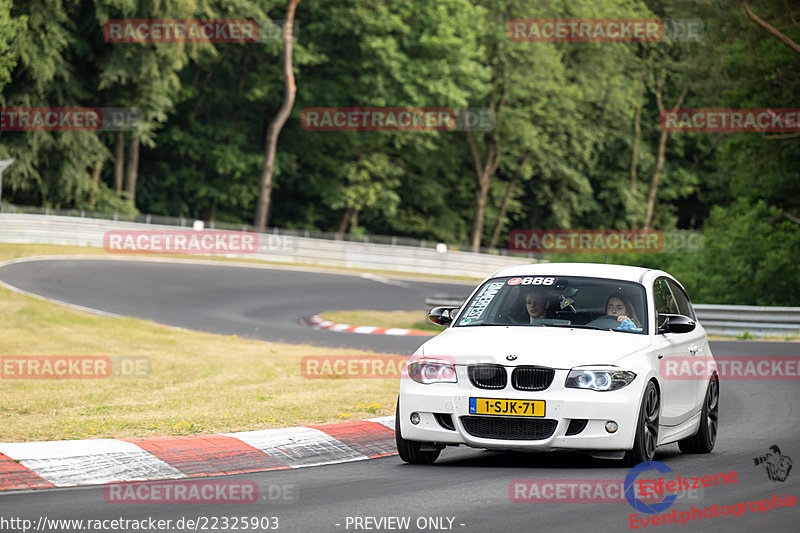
[585,315,624,329]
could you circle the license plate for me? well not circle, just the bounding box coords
[469,398,545,417]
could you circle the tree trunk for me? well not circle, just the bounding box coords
[114,132,124,193]
[781,211,800,225]
[125,134,140,205]
[644,84,688,230]
[336,209,349,238]
[630,104,641,194]
[466,113,500,253]
[254,0,301,230]
[190,66,216,121]
[88,160,103,208]
[488,176,517,250]
[630,53,646,195]
[644,126,667,231]
[336,206,357,238]
[488,151,531,250]
[743,1,800,54]
[471,179,490,252]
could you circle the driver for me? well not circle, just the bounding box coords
[525,286,551,323]
[606,294,642,331]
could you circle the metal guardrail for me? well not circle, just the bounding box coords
[0,213,537,278]
[693,304,800,337]
[424,298,800,338]
[0,202,540,257]
[4,211,796,336]
[425,297,465,312]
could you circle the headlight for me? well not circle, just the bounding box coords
[407,360,458,384]
[565,369,636,391]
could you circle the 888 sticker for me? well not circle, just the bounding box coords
[507,277,555,286]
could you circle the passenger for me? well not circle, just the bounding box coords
[606,294,642,332]
[525,287,551,323]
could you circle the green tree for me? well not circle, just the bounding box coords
[273,0,489,235]
[679,200,800,305]
[0,0,109,209]
[471,0,654,251]
[0,0,23,93]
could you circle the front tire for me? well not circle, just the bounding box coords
[623,381,660,467]
[678,375,719,454]
[395,399,440,464]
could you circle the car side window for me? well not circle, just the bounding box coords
[666,279,695,319]
[654,278,678,315]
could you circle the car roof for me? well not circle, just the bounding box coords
[490,262,654,283]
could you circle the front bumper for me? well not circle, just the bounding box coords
[398,368,643,452]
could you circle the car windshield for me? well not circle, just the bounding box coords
[454,275,648,334]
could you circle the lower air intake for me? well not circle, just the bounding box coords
[459,416,557,440]
[434,413,455,431]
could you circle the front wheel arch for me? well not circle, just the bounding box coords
[395,398,441,464]
[678,374,719,454]
[622,379,661,467]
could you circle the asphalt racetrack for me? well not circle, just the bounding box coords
[1,258,798,533]
[0,257,473,353]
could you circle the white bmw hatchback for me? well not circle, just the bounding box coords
[396,263,719,466]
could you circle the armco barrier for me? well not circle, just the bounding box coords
[424,298,800,338]
[425,297,465,312]
[0,213,536,278]
[693,304,800,337]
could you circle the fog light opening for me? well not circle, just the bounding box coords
[605,421,618,433]
[410,412,421,425]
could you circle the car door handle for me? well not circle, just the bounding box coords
[689,344,700,355]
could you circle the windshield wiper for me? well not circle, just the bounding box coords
[546,324,615,332]
[459,322,544,327]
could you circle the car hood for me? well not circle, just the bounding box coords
[417,326,652,369]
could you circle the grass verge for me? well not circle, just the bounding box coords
[319,310,443,334]
[0,245,405,442]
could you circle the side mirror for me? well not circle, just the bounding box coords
[428,306,459,326]
[658,313,696,334]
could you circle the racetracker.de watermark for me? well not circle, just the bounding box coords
[0,108,141,131]
[103,19,297,43]
[661,108,800,132]
[300,108,495,131]
[0,356,150,379]
[301,355,410,379]
[510,229,662,253]
[508,229,704,254]
[661,356,800,380]
[300,355,486,379]
[103,230,293,254]
[509,18,703,42]
[104,480,296,504]
[509,479,703,503]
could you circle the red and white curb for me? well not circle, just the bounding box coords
[302,314,433,337]
[0,417,395,492]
